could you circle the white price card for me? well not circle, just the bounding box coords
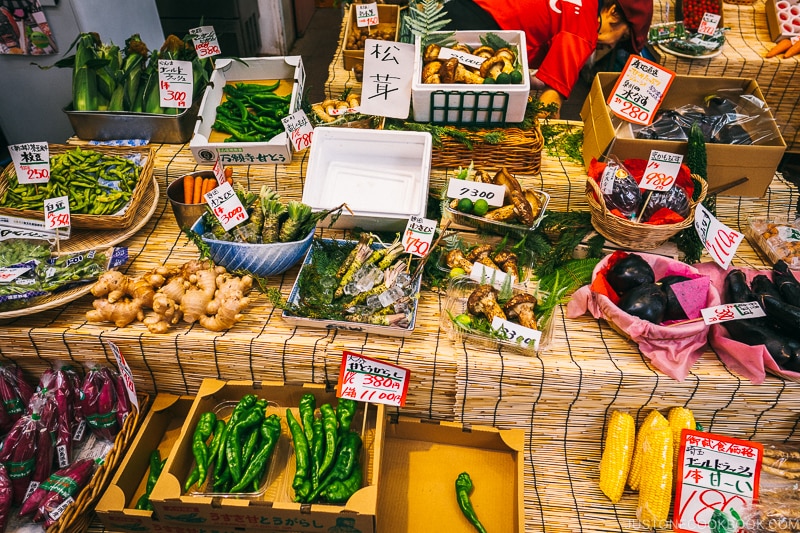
[356,2,379,27]
[608,55,675,126]
[0,266,32,283]
[9,142,50,185]
[697,12,722,36]
[281,110,314,151]
[438,47,486,70]
[491,316,542,350]
[701,301,766,325]
[469,264,514,290]
[403,216,436,257]
[158,59,193,109]
[337,350,410,407]
[107,340,139,410]
[43,195,70,230]
[205,182,249,231]
[359,39,414,119]
[189,25,221,58]
[640,150,683,192]
[446,178,506,207]
[694,204,744,270]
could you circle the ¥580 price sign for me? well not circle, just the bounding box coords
[337,351,410,407]
[43,196,70,231]
[608,55,675,126]
[9,142,50,185]
[640,150,683,192]
[403,216,436,257]
[281,110,314,151]
[205,182,249,231]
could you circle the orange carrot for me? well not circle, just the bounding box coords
[183,175,194,204]
[224,166,233,180]
[202,178,216,201]
[226,176,233,186]
[766,39,792,58]
[192,175,204,204]
[784,39,800,59]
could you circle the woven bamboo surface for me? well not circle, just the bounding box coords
[650,0,800,152]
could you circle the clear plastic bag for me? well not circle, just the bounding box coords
[738,443,800,532]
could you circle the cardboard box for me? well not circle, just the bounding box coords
[377,416,525,533]
[96,394,194,533]
[149,380,385,533]
[342,4,401,72]
[411,30,530,124]
[581,73,786,197]
[766,0,800,42]
[189,57,304,165]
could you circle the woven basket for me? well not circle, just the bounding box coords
[723,0,755,4]
[0,145,154,231]
[431,122,544,174]
[585,174,708,251]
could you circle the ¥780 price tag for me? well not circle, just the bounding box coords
[640,150,683,192]
[205,182,249,231]
[608,55,675,126]
[337,351,410,407]
[403,216,436,257]
[446,178,505,207]
[9,142,50,185]
[44,196,70,230]
[281,110,314,151]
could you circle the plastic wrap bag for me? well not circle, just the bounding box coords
[738,444,800,532]
[77,365,121,442]
[596,156,642,218]
[0,363,33,434]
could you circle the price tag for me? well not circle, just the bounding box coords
[673,429,762,533]
[776,225,800,242]
[158,59,193,109]
[213,158,227,185]
[469,264,514,290]
[608,55,675,126]
[43,196,70,230]
[189,25,221,58]
[359,39,414,119]
[446,178,506,207]
[696,12,722,36]
[438,47,486,70]
[640,150,683,192]
[0,266,32,283]
[281,110,314,151]
[205,182,249,231]
[700,301,766,325]
[337,350,410,407]
[9,142,50,185]
[491,316,542,350]
[403,216,436,257]
[356,2,379,27]
[107,340,139,410]
[694,204,744,270]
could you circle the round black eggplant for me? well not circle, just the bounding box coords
[606,254,655,296]
[617,282,667,324]
[658,275,692,321]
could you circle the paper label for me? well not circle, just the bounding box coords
[158,59,193,109]
[49,496,74,521]
[0,266,32,283]
[355,2,379,27]
[438,47,486,70]
[608,55,675,126]
[9,142,50,185]
[337,351,410,407]
[600,163,618,195]
[281,110,314,151]
[359,39,414,119]
[107,340,139,410]
[56,444,69,468]
[43,196,70,230]
[403,216,436,257]
[73,419,87,442]
[205,182,249,231]
[776,225,800,242]
[491,316,542,350]
[694,204,744,270]
[469,264,514,290]
[190,25,221,58]
[0,215,70,239]
[24,481,39,503]
[697,12,722,36]
[213,159,227,185]
[700,301,766,325]
[640,150,683,192]
[446,178,506,207]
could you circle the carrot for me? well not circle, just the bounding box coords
[183,175,194,204]
[202,178,216,201]
[766,39,792,58]
[192,175,204,204]
[226,176,233,186]
[784,39,800,59]
[224,166,233,180]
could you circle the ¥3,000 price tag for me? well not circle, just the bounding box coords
[700,301,766,325]
[356,2,379,27]
[608,55,675,126]
[403,216,436,257]
[640,150,683,192]
[694,204,744,270]
[697,12,721,36]
[205,182,249,231]
[491,316,542,350]
[189,25,221,58]
[9,142,50,185]
[446,178,505,207]
[337,350,410,407]
[43,196,70,230]
[158,59,193,109]
[281,110,314,151]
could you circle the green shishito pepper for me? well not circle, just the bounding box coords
[307,431,362,503]
[322,463,362,503]
[336,398,357,438]
[318,403,338,480]
[456,472,488,533]
[135,450,164,510]
[213,394,257,481]
[287,408,312,501]
[311,416,324,489]
[230,414,282,492]
[225,406,265,484]
[299,394,316,456]
[184,411,216,492]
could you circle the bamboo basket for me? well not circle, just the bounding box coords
[431,123,544,174]
[585,174,708,251]
[723,0,755,4]
[0,145,154,231]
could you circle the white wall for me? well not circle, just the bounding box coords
[257,0,296,55]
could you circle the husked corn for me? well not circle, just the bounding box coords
[628,409,669,491]
[668,407,696,471]
[636,425,674,529]
[599,410,636,503]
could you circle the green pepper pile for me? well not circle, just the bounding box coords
[184,395,282,494]
[213,82,292,143]
[287,394,362,504]
[1,147,141,215]
[135,450,166,511]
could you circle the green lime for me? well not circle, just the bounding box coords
[482,77,496,84]
[449,267,466,278]
[495,72,511,85]
[457,197,474,213]
[454,314,472,328]
[509,69,523,84]
[473,199,490,217]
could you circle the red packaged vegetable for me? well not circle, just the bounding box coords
[110,367,131,428]
[35,365,81,467]
[0,364,32,434]
[0,464,11,533]
[3,405,44,506]
[77,365,120,441]
[30,458,95,527]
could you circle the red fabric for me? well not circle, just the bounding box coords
[472,0,599,98]
[617,0,653,53]
[644,207,684,225]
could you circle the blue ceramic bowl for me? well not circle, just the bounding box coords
[190,217,315,276]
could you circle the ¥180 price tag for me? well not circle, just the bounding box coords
[491,316,542,350]
[403,216,436,257]
[158,59,193,109]
[697,12,721,36]
[446,178,505,207]
[43,196,70,230]
[640,150,683,192]
[700,301,766,325]
[608,55,675,126]
[694,204,744,270]
[281,110,314,151]
[189,25,221,58]
[337,350,410,407]
[9,142,50,185]
[356,2,379,27]
[205,182,249,231]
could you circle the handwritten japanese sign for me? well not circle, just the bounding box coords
[694,204,744,270]
[9,142,50,185]
[438,47,485,70]
[701,302,766,325]
[359,39,414,119]
[608,55,675,126]
[213,158,227,185]
[158,59,193,109]
[491,316,542,350]
[205,182,249,231]
[107,340,139,411]
[189,25,222,58]
[446,178,506,207]
[469,264,514,290]
[403,216,436,257]
[281,110,314,151]
[355,2,379,27]
[43,196,70,230]
[0,266,32,283]
[674,429,762,533]
[640,150,683,192]
[697,13,722,36]
[337,351,410,407]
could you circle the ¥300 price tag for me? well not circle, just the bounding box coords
[608,55,675,126]
[189,25,221,58]
[701,301,766,325]
[43,196,70,230]
[403,216,436,257]
[205,182,249,231]
[158,59,193,109]
[9,142,50,185]
[491,316,542,350]
[281,110,314,151]
[337,350,410,407]
[694,204,744,270]
[640,150,683,192]
[356,2,379,27]
[446,178,505,207]
[697,12,721,36]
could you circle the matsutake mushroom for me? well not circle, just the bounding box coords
[467,284,506,324]
[422,60,443,83]
[493,250,519,277]
[504,293,538,330]
[423,43,441,62]
[446,249,474,273]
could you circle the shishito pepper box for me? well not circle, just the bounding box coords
[95,393,194,533]
[148,379,385,533]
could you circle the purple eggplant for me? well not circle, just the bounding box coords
[658,275,692,321]
[772,260,800,306]
[606,254,655,296]
[617,282,667,324]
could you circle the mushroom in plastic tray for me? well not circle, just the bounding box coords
[308,92,381,129]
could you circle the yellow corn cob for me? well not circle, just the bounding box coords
[668,407,696,471]
[636,425,674,529]
[599,410,636,503]
[628,409,669,491]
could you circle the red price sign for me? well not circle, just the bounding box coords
[337,351,410,407]
[701,301,765,325]
[694,204,743,269]
[402,216,436,258]
[158,59,193,109]
[205,182,249,231]
[697,12,721,36]
[608,55,675,126]
[9,142,50,185]
[282,110,314,151]
[43,195,70,231]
